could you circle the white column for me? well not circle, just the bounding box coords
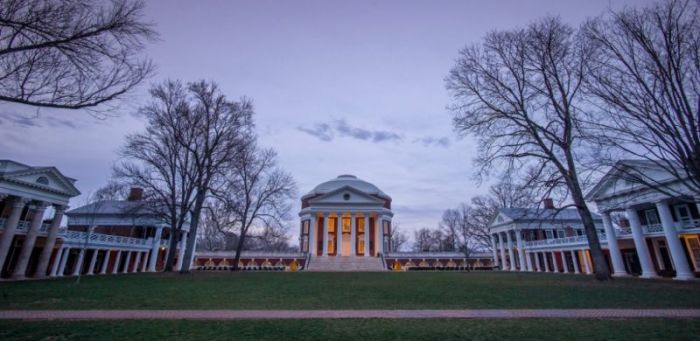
[148,226,163,272]
[602,211,629,277]
[36,205,66,278]
[506,231,516,271]
[176,232,186,269]
[561,251,569,273]
[534,252,542,272]
[350,213,356,256]
[583,250,592,274]
[491,234,500,268]
[626,208,659,278]
[112,250,122,274]
[57,247,70,277]
[515,230,527,271]
[122,251,132,273]
[337,211,343,256]
[322,212,329,256]
[100,250,110,274]
[525,251,533,271]
[12,202,49,279]
[543,252,550,272]
[0,197,28,271]
[498,233,507,270]
[87,249,99,275]
[656,201,695,280]
[133,251,142,272]
[308,215,316,256]
[50,247,65,277]
[571,250,580,274]
[141,252,149,272]
[364,212,370,257]
[552,252,560,272]
[377,216,384,255]
[71,248,86,276]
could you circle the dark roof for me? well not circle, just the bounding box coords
[66,200,159,216]
[499,207,602,222]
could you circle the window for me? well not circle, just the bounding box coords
[36,176,49,185]
[557,229,565,238]
[545,230,554,239]
[343,193,350,201]
[576,229,583,236]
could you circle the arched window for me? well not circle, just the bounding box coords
[36,176,49,185]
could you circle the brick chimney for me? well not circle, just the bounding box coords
[543,198,555,209]
[127,187,144,201]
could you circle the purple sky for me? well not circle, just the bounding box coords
[0,0,652,244]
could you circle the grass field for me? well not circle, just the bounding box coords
[1,271,699,310]
[1,319,699,340]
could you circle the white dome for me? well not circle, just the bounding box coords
[304,174,390,199]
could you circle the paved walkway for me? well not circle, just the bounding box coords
[1,309,700,320]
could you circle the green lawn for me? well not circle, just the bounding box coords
[2,319,700,340]
[1,271,699,310]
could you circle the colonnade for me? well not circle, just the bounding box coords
[306,211,388,257]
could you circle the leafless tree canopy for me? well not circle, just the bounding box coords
[389,223,408,252]
[0,0,156,111]
[210,145,296,270]
[446,17,611,280]
[584,0,700,195]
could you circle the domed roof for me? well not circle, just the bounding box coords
[304,174,390,199]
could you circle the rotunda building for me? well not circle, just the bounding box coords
[299,175,393,258]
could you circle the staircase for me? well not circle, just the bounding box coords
[306,256,386,272]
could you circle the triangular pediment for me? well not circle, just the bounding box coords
[2,167,80,197]
[489,211,514,228]
[308,185,384,205]
[586,161,675,201]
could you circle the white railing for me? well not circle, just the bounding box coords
[0,219,49,233]
[680,219,700,230]
[524,234,607,248]
[61,231,150,249]
[386,252,471,258]
[196,251,305,259]
[644,223,664,234]
[618,227,632,235]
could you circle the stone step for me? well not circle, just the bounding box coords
[306,256,386,272]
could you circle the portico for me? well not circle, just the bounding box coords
[299,175,392,270]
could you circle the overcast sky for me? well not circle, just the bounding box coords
[0,0,652,243]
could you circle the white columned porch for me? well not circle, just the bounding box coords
[534,252,541,272]
[141,252,149,272]
[0,197,28,271]
[515,230,526,271]
[582,250,592,274]
[87,249,99,275]
[50,247,66,277]
[337,211,342,255]
[656,201,695,280]
[350,213,356,256]
[543,252,550,272]
[571,250,580,274]
[112,250,122,274]
[12,202,49,279]
[133,251,142,272]
[364,212,370,257]
[57,247,70,277]
[552,251,560,272]
[36,205,66,278]
[100,250,111,274]
[148,226,163,272]
[525,250,533,272]
[506,231,516,271]
[71,248,86,276]
[322,212,329,256]
[491,234,499,268]
[377,216,384,255]
[602,211,629,277]
[626,207,659,278]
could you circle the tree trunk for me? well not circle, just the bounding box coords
[163,217,180,272]
[179,191,207,273]
[232,231,247,271]
[571,184,611,281]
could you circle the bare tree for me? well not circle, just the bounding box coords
[115,81,197,272]
[584,0,700,196]
[412,227,434,252]
[446,17,611,280]
[0,0,156,112]
[211,146,296,271]
[439,209,459,252]
[389,223,408,252]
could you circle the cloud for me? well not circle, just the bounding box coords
[298,119,401,143]
[413,136,451,148]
